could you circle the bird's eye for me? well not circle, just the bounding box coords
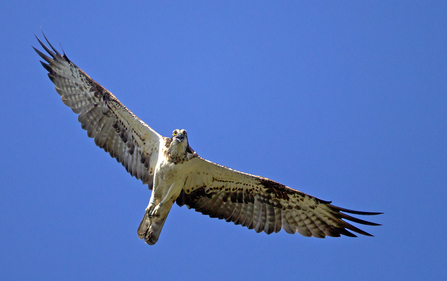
[173,131,177,136]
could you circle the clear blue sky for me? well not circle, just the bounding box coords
[1,1,446,280]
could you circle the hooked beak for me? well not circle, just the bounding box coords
[175,133,185,143]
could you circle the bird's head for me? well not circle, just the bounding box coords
[168,129,189,155]
[166,129,196,163]
[172,129,188,144]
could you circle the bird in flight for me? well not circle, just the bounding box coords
[34,33,381,245]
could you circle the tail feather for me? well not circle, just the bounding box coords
[137,211,169,245]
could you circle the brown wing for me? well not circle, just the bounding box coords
[34,34,162,189]
[177,157,381,237]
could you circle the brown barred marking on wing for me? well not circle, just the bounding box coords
[34,34,161,189]
[177,157,381,238]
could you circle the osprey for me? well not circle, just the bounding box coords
[34,34,381,245]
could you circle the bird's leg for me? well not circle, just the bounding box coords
[150,182,180,218]
[145,193,158,217]
[138,181,183,245]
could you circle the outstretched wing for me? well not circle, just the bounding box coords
[177,157,381,237]
[34,34,162,188]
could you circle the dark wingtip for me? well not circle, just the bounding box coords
[325,204,382,237]
[338,228,358,237]
[40,30,60,55]
[330,205,383,216]
[34,30,72,68]
[34,33,56,59]
[39,61,52,73]
[339,212,382,226]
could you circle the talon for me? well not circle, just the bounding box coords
[149,205,161,218]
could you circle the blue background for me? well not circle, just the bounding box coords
[1,1,446,280]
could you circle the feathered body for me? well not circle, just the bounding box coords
[34,34,381,245]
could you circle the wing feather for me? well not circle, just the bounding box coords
[177,157,381,238]
[281,213,295,234]
[243,202,255,230]
[34,34,162,188]
[254,200,266,233]
[228,201,242,223]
